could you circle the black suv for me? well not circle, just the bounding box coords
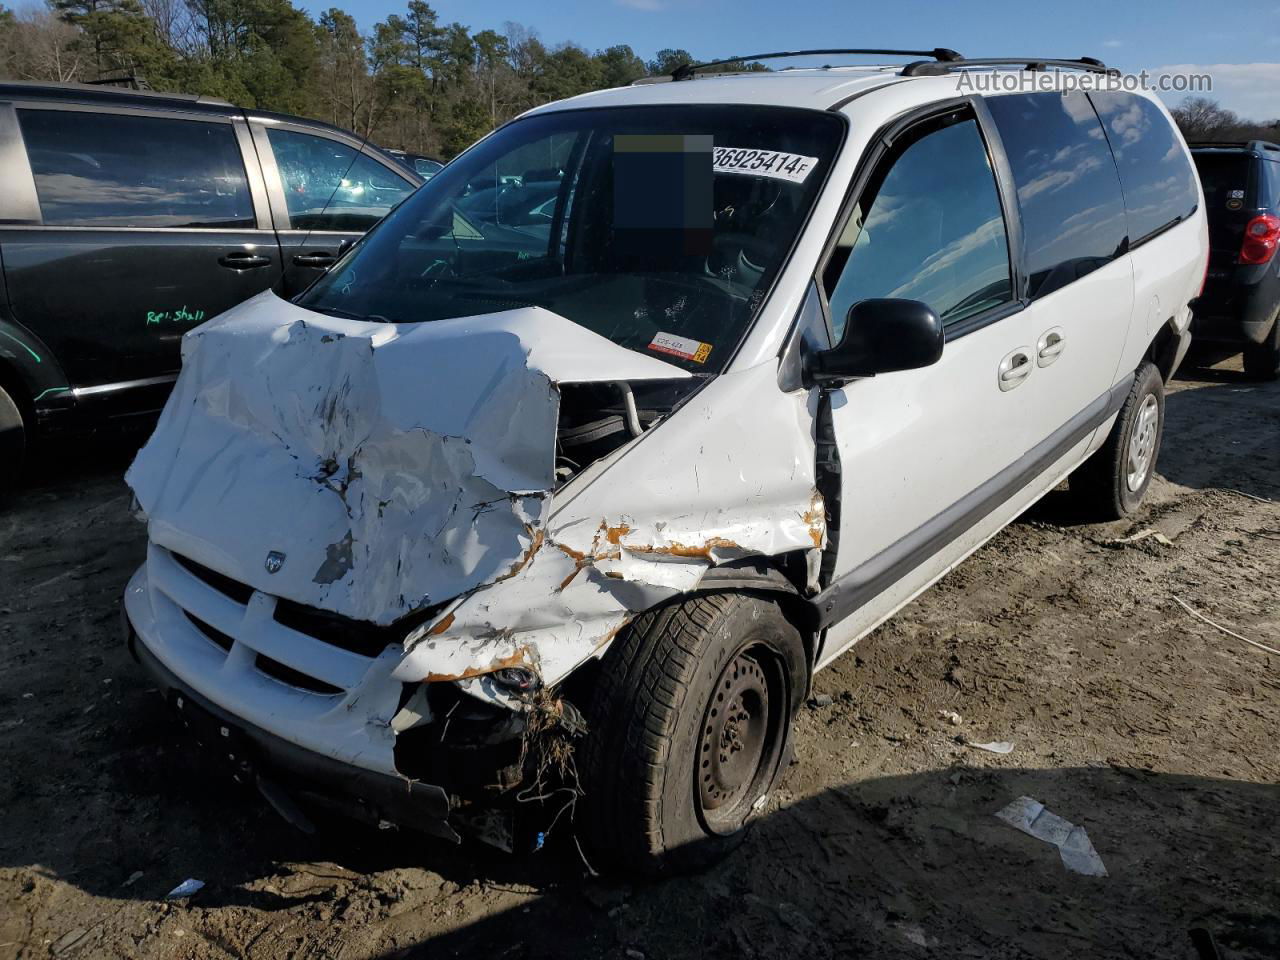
[1189,140,1280,379]
[0,82,422,483]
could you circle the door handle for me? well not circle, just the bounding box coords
[998,347,1033,392]
[218,252,272,270]
[292,252,338,268]
[1037,327,1066,367]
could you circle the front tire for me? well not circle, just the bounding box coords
[0,384,25,490]
[1068,361,1165,520]
[1242,311,1280,381]
[579,593,806,875]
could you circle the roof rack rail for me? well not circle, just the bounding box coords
[671,47,963,81]
[84,74,152,90]
[900,56,1116,77]
[1187,140,1280,153]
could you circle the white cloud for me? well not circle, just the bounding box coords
[1150,62,1280,122]
[1102,39,1124,49]
[614,0,665,9]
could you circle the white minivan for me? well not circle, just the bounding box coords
[123,51,1207,873]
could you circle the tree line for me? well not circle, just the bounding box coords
[1170,96,1279,145]
[0,0,715,156]
[0,5,1275,158]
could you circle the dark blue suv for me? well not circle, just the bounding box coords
[1190,140,1280,379]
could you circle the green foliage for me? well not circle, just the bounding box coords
[0,0,721,158]
[646,47,693,75]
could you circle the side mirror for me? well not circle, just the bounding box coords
[806,298,944,385]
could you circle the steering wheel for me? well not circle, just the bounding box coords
[706,232,773,284]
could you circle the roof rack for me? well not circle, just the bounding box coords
[900,56,1116,77]
[671,48,963,81]
[1187,140,1280,153]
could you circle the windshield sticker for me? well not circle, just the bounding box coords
[648,332,712,364]
[712,147,820,184]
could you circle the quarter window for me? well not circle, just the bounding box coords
[18,109,254,228]
[1088,91,1200,244]
[822,114,1012,339]
[985,91,1127,300]
[267,129,415,231]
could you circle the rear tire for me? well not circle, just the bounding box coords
[578,593,806,875]
[1067,361,1164,520]
[1242,312,1280,381]
[0,384,25,490]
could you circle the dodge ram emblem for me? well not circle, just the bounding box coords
[264,551,286,574]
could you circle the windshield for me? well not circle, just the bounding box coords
[297,105,845,372]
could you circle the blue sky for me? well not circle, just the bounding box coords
[313,0,1280,119]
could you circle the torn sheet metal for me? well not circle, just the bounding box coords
[127,292,688,627]
[129,291,825,699]
[397,359,826,691]
[995,796,1109,877]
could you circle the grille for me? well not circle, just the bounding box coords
[183,611,233,653]
[254,654,343,696]
[171,552,254,604]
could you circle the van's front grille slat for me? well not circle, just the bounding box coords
[171,552,254,604]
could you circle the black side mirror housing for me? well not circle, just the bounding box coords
[806,298,944,386]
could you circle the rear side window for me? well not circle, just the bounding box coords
[985,91,1126,300]
[18,109,254,228]
[1267,160,1280,208]
[822,114,1012,338]
[267,129,415,231]
[1193,152,1255,211]
[1088,91,1200,244]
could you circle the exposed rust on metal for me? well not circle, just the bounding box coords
[803,493,826,549]
[427,612,455,635]
[421,646,534,683]
[492,526,545,584]
[604,523,631,545]
[623,536,743,559]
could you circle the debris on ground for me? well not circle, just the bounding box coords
[164,878,205,899]
[1106,528,1175,548]
[1173,595,1280,657]
[938,710,963,726]
[995,796,1108,877]
[967,740,1014,754]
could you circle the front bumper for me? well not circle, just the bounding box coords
[126,623,458,840]
[122,550,460,841]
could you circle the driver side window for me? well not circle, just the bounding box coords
[822,114,1012,341]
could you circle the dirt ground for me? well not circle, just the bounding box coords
[1,349,1277,960]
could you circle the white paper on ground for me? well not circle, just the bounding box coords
[969,740,1015,754]
[995,796,1108,877]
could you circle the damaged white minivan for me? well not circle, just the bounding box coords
[123,50,1207,872]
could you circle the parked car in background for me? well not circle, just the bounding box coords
[122,51,1206,874]
[386,148,445,179]
[0,81,422,485]
[1189,140,1280,379]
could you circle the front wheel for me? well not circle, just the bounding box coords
[579,593,807,875]
[1067,361,1165,520]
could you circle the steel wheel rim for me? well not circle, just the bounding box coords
[697,649,780,835]
[1126,393,1159,492]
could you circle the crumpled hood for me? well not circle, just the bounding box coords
[126,291,689,625]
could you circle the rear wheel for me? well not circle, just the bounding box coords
[0,384,25,490]
[1067,361,1165,520]
[579,593,806,875]
[1242,312,1280,381]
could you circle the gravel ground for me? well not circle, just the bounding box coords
[1,350,1277,960]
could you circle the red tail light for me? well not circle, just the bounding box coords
[1239,213,1280,265]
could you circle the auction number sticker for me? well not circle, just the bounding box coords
[713,147,820,184]
[649,332,712,364]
